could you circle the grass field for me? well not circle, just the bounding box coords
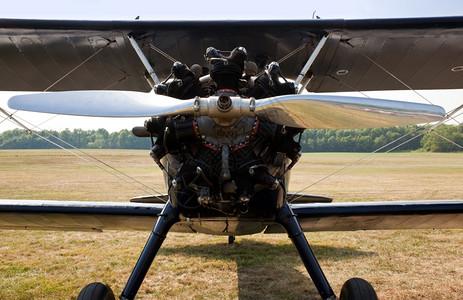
[0,150,462,299]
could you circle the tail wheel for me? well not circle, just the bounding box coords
[77,282,115,300]
[340,278,378,300]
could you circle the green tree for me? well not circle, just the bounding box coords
[421,124,463,152]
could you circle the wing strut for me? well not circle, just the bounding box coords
[295,35,328,94]
[0,107,32,133]
[127,35,161,87]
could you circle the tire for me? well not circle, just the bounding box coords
[228,236,235,244]
[77,282,115,300]
[339,278,378,300]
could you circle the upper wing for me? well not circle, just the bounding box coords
[308,17,463,92]
[0,19,149,92]
[1,17,463,92]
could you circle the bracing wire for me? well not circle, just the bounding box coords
[41,132,165,198]
[289,40,463,201]
[256,42,310,78]
[288,126,427,202]
[149,44,178,63]
[0,108,166,202]
[357,51,434,105]
[278,43,309,64]
[43,41,113,92]
[1,38,168,201]
[288,102,463,202]
[431,131,463,151]
[344,40,461,124]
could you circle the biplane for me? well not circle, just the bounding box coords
[1,16,463,300]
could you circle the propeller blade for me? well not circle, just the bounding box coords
[8,91,446,129]
[8,91,195,117]
[254,94,446,128]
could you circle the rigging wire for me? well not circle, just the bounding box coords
[288,112,460,202]
[344,41,461,124]
[30,114,59,131]
[356,51,434,105]
[431,131,463,151]
[42,132,164,198]
[288,125,427,202]
[0,131,23,148]
[9,38,121,133]
[149,44,178,63]
[0,108,166,201]
[289,102,463,202]
[3,35,461,204]
[328,131,426,178]
[256,42,310,78]
[437,104,462,126]
[328,75,371,98]
[278,42,309,65]
[0,115,9,126]
[0,38,169,201]
[34,132,158,195]
[289,40,463,201]
[0,107,32,133]
[0,106,13,125]
[43,41,113,92]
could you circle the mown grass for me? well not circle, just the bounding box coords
[0,150,462,299]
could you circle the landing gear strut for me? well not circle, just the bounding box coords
[77,201,376,299]
[120,201,180,300]
[276,203,336,299]
[276,203,377,300]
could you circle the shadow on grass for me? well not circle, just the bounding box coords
[160,238,375,299]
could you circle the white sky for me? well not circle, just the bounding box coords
[1,0,463,132]
[2,0,463,20]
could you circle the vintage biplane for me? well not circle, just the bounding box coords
[1,16,463,300]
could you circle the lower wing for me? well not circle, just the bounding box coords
[1,199,462,232]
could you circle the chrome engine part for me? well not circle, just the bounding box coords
[143,46,301,215]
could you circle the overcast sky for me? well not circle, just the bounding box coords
[1,0,462,132]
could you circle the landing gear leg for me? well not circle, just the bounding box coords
[120,201,180,300]
[276,203,336,300]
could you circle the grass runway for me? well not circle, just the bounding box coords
[0,150,462,299]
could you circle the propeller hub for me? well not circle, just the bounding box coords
[193,96,256,121]
[217,94,232,111]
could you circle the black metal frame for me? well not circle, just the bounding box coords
[119,201,179,300]
[119,200,336,300]
[276,203,336,299]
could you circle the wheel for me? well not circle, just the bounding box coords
[339,278,377,300]
[77,282,115,300]
[228,235,235,244]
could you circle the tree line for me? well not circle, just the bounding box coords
[0,128,150,150]
[0,124,462,152]
[301,124,462,152]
